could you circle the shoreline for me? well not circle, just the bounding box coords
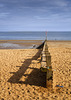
[0,39,71,41]
[0,40,71,49]
[0,40,43,49]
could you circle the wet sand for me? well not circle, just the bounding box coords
[0,40,43,49]
[0,41,71,100]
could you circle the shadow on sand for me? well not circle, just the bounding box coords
[8,49,46,87]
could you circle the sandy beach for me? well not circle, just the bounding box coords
[0,41,71,100]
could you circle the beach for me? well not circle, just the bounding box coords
[0,41,71,100]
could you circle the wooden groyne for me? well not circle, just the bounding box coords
[40,40,53,88]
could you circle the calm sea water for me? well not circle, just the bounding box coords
[0,31,71,40]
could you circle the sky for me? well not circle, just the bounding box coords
[0,0,71,31]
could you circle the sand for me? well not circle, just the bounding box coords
[0,41,71,100]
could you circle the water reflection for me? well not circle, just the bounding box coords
[0,43,32,49]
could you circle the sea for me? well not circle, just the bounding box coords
[0,31,71,40]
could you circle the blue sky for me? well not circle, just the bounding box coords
[0,0,71,31]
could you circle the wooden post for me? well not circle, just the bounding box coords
[45,42,53,88]
[40,40,53,88]
[46,31,47,40]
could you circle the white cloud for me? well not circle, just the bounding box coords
[34,16,49,20]
[54,0,68,7]
[41,0,69,7]
[0,12,10,18]
[34,13,71,23]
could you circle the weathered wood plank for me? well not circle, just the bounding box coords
[40,40,53,88]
